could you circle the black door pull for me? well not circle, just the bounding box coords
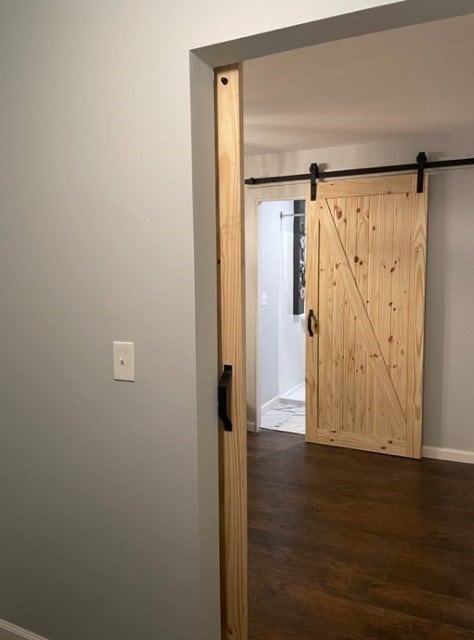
[307,309,317,337]
[218,364,233,431]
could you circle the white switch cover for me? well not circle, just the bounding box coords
[261,292,268,306]
[113,341,135,382]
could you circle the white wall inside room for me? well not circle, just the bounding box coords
[245,136,474,453]
[258,200,305,418]
[278,210,305,398]
[258,200,284,407]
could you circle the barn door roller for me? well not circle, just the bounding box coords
[308,153,429,200]
[310,162,319,201]
[416,151,427,193]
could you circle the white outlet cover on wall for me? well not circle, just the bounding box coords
[113,341,135,382]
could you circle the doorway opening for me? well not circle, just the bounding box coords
[212,7,474,639]
[257,198,306,435]
[231,11,474,640]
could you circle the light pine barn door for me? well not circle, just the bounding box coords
[305,175,427,458]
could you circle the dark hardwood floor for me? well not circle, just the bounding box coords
[248,431,474,640]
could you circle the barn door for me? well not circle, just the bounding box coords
[305,175,427,458]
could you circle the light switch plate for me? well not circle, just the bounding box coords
[261,292,268,306]
[113,341,135,382]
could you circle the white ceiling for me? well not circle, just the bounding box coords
[243,14,474,156]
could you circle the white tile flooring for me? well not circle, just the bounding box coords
[260,400,305,435]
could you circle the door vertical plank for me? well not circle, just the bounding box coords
[342,197,358,433]
[390,193,410,414]
[329,200,346,434]
[367,194,394,437]
[367,194,383,437]
[215,65,247,639]
[379,195,397,440]
[354,196,370,434]
[305,195,319,442]
[379,195,395,366]
[315,203,333,437]
[407,178,428,458]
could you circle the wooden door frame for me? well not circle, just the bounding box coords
[215,64,247,640]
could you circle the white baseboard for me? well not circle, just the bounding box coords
[279,381,305,401]
[422,446,474,464]
[0,619,48,640]
[279,395,305,406]
[260,394,280,414]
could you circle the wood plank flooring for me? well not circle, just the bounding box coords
[0,632,20,640]
[248,431,474,639]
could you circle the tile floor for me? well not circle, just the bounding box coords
[260,400,305,434]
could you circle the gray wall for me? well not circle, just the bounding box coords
[425,169,474,451]
[246,135,474,451]
[1,2,473,639]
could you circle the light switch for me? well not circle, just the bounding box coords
[113,341,135,382]
[261,292,268,306]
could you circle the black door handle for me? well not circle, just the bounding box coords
[218,364,233,431]
[307,309,317,337]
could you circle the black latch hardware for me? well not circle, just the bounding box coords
[307,309,317,337]
[218,364,233,431]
